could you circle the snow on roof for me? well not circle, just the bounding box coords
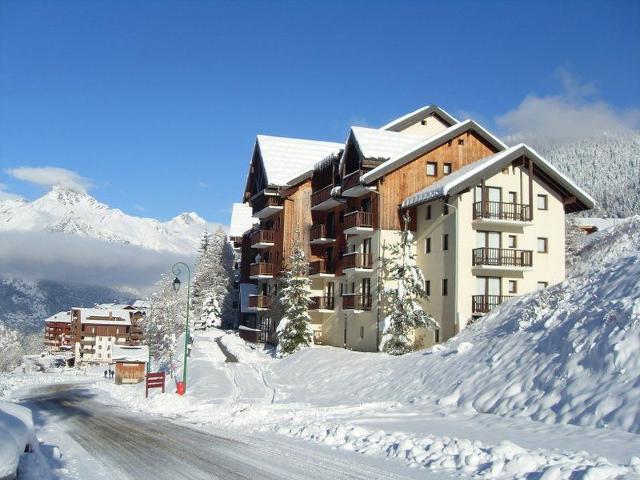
[381,105,459,131]
[362,120,509,184]
[574,217,621,232]
[229,203,257,237]
[402,144,596,210]
[351,127,428,161]
[112,345,149,363]
[132,300,150,309]
[73,308,132,325]
[95,303,133,310]
[256,135,343,187]
[45,311,71,323]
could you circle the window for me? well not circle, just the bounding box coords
[537,281,548,290]
[435,329,440,343]
[443,163,452,175]
[98,345,102,350]
[425,204,432,220]
[425,280,431,296]
[442,279,448,296]
[507,235,517,248]
[339,211,344,223]
[426,162,437,176]
[420,119,427,125]
[537,194,548,210]
[508,191,517,204]
[425,237,431,253]
[360,326,364,339]
[443,203,449,215]
[443,234,449,251]
[458,139,464,146]
[508,280,517,294]
[537,237,548,253]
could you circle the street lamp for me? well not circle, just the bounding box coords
[172,262,191,395]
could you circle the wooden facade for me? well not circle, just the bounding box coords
[115,361,146,384]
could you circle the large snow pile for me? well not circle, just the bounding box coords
[272,218,640,434]
[0,400,37,479]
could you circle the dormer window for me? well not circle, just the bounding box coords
[426,162,437,177]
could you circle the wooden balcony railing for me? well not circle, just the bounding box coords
[250,262,274,277]
[309,259,335,275]
[343,252,373,270]
[248,295,272,309]
[473,201,531,222]
[250,229,275,245]
[472,248,533,267]
[311,184,334,208]
[310,224,335,242]
[310,296,335,310]
[342,170,363,192]
[471,294,513,314]
[342,294,372,311]
[344,211,374,230]
[252,193,284,215]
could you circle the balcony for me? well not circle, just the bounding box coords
[250,262,274,279]
[248,295,271,310]
[341,170,374,197]
[343,211,374,235]
[310,224,336,245]
[309,295,335,311]
[472,294,513,315]
[309,259,335,277]
[252,192,284,219]
[342,294,372,311]
[473,201,532,224]
[311,184,343,211]
[342,252,373,272]
[250,229,275,249]
[472,248,533,270]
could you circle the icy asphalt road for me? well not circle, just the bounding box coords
[21,383,447,480]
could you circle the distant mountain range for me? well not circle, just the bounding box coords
[508,131,640,218]
[0,185,220,254]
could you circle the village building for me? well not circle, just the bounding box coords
[233,105,594,351]
[71,308,133,364]
[44,311,73,352]
[228,202,257,329]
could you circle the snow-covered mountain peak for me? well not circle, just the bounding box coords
[0,188,221,255]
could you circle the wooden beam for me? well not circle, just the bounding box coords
[528,156,534,221]
[563,195,577,205]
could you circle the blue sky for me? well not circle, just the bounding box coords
[1,0,639,224]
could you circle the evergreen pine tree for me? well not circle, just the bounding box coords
[275,238,314,357]
[381,212,438,355]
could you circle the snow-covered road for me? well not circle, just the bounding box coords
[20,383,437,480]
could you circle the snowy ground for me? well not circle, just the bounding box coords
[3,217,639,479]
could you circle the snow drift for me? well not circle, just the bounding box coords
[273,216,640,434]
[0,400,37,479]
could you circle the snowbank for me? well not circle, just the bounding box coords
[0,401,37,479]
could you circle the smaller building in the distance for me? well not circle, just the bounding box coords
[44,311,73,352]
[112,345,149,384]
[71,308,133,365]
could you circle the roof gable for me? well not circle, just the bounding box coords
[381,105,458,132]
[229,203,256,237]
[361,120,508,184]
[402,144,595,212]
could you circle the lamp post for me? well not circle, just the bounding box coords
[172,262,191,394]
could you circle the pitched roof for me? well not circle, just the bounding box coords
[256,135,343,187]
[112,345,149,363]
[401,144,596,211]
[350,127,428,161]
[381,105,459,131]
[228,203,256,237]
[45,311,71,323]
[362,120,508,184]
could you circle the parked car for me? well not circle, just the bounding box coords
[52,358,66,368]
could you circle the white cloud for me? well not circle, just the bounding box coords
[134,204,145,212]
[0,231,191,291]
[198,181,209,188]
[0,184,23,202]
[496,69,640,143]
[5,166,93,192]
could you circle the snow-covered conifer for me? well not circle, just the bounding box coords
[275,238,314,357]
[381,212,438,355]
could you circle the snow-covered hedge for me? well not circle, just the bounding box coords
[0,401,37,479]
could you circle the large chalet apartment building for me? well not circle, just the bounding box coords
[229,105,594,351]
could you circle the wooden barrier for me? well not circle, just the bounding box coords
[145,371,166,398]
